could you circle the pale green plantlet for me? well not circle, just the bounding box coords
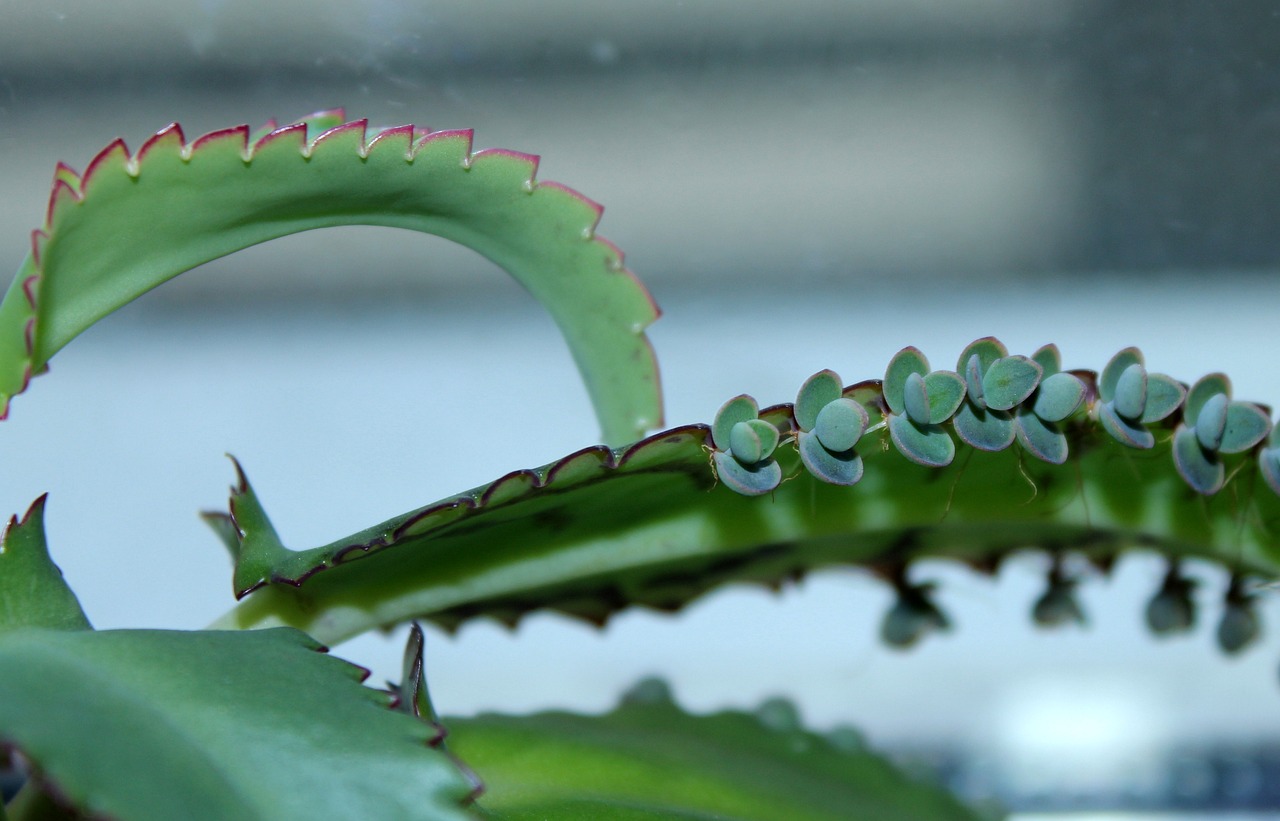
[794,369,869,486]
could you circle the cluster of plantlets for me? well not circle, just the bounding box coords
[2,111,1278,819]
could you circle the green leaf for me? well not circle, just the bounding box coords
[1098,401,1155,449]
[0,496,91,634]
[730,421,766,465]
[798,431,865,486]
[981,355,1041,411]
[1014,410,1070,465]
[447,690,984,821]
[209,361,1280,645]
[1113,362,1147,420]
[795,370,842,432]
[0,628,475,821]
[1140,373,1186,424]
[923,370,966,424]
[952,403,1015,452]
[713,395,760,453]
[0,113,660,445]
[888,415,955,467]
[1173,425,1225,495]
[1030,343,1063,376]
[1031,371,1085,423]
[1184,373,1232,427]
[903,371,931,425]
[1219,401,1271,454]
[955,337,1007,380]
[883,347,929,415]
[813,397,867,453]
[1194,393,1229,451]
[714,451,783,496]
[1100,347,1143,403]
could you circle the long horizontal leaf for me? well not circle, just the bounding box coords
[445,684,986,821]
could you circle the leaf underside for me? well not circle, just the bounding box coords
[213,373,1280,646]
[0,111,659,445]
[0,627,475,821]
[446,691,985,821]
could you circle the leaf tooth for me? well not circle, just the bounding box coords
[187,123,250,163]
[310,118,371,158]
[78,137,131,196]
[134,122,186,170]
[249,121,309,159]
[365,123,417,162]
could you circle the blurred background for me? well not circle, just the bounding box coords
[3,1,1280,816]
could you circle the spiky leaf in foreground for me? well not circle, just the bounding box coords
[445,690,985,821]
[0,628,474,821]
[0,496,90,633]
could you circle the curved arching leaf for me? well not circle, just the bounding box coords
[0,112,660,445]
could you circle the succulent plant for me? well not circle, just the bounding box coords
[1095,347,1186,449]
[882,347,966,467]
[793,369,870,485]
[711,394,783,495]
[1172,373,1271,494]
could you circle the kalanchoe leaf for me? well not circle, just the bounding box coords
[903,371,931,426]
[881,582,950,649]
[952,402,1015,452]
[0,113,661,445]
[1015,409,1070,464]
[1100,348,1143,402]
[798,431,865,486]
[713,395,760,452]
[0,628,477,821]
[795,370,842,432]
[1145,564,1197,635]
[729,419,778,466]
[1184,373,1232,427]
[1217,578,1261,655]
[1195,393,1229,451]
[730,421,765,465]
[1033,371,1086,423]
[1261,442,1280,496]
[883,347,929,415]
[1140,373,1187,424]
[923,370,966,424]
[1031,568,1086,628]
[813,397,868,453]
[1113,362,1148,420]
[964,354,985,409]
[0,496,92,633]
[1099,401,1156,449]
[447,682,987,821]
[1174,425,1225,495]
[754,696,803,733]
[956,338,1008,408]
[1218,601,1260,655]
[888,414,955,467]
[714,451,782,496]
[1030,343,1063,376]
[982,355,1042,412]
[1219,401,1271,454]
[620,676,675,706]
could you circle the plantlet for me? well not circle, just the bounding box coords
[2,110,1279,819]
